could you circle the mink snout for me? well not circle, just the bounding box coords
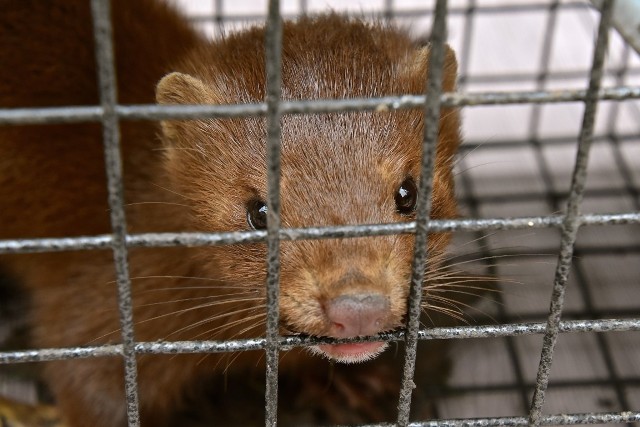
[324,293,391,338]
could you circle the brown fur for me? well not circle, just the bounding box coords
[0,1,461,426]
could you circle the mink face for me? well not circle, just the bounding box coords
[157,16,461,363]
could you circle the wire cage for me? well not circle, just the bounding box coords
[0,0,639,426]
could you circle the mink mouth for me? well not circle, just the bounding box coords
[310,341,388,364]
[279,324,395,364]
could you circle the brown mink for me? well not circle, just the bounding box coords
[0,0,461,426]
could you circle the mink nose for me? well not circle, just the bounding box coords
[325,294,390,338]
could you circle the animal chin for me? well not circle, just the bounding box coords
[310,341,388,364]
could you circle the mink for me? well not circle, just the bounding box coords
[0,1,461,425]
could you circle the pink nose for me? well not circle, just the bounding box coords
[325,294,390,338]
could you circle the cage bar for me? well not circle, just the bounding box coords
[398,3,454,423]
[528,1,615,424]
[2,86,640,126]
[263,0,283,425]
[1,212,639,255]
[89,0,141,425]
[2,318,639,364]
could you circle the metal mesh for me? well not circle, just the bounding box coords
[1,0,640,426]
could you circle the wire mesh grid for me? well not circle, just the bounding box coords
[0,0,640,426]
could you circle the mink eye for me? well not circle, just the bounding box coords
[247,199,268,230]
[394,177,418,215]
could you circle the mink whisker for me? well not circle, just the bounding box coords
[222,351,246,375]
[129,297,265,340]
[454,160,516,178]
[150,182,198,202]
[427,276,523,287]
[193,319,266,368]
[130,275,226,283]
[427,281,506,293]
[87,296,264,343]
[430,253,545,273]
[133,291,262,309]
[123,201,192,208]
[425,292,500,324]
[423,304,467,324]
[185,311,266,342]
[452,138,491,170]
[136,284,259,293]
[167,305,266,340]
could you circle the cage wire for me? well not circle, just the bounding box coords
[0,0,640,426]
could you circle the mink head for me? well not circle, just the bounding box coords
[156,16,461,363]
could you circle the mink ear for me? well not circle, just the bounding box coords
[404,44,458,92]
[156,72,214,105]
[156,72,217,142]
